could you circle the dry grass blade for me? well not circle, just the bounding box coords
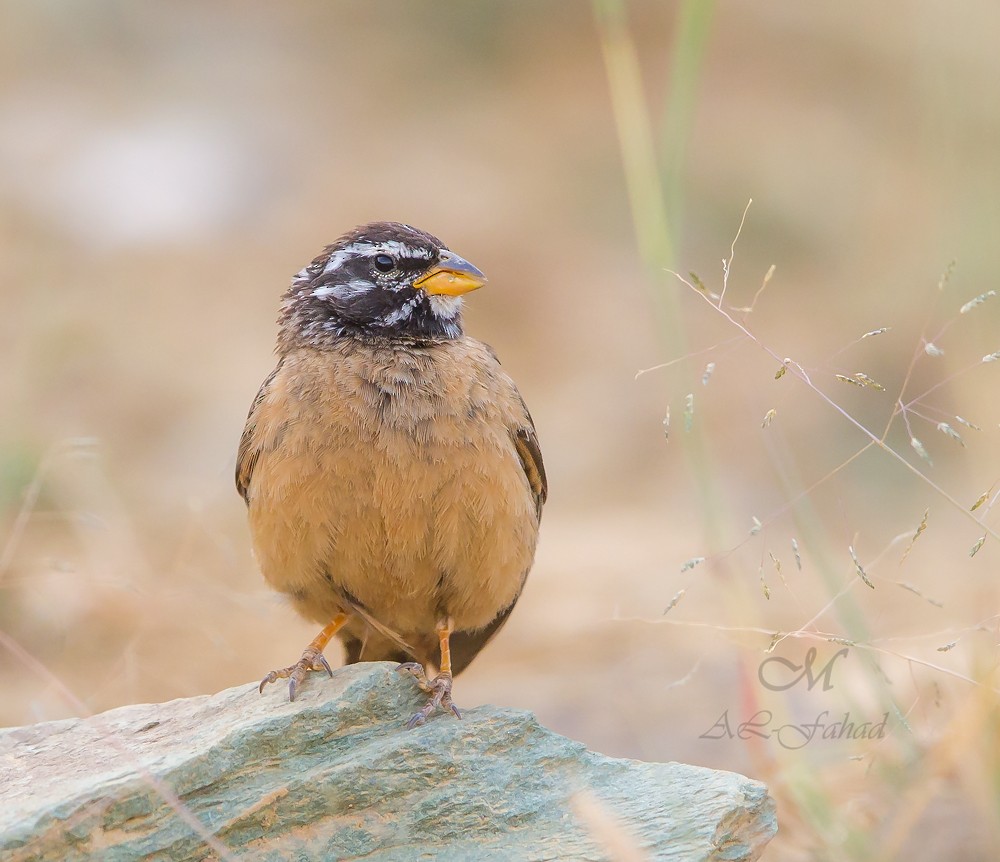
[663,659,702,691]
[592,0,673,270]
[719,198,752,305]
[924,342,945,357]
[747,263,776,312]
[937,259,956,291]
[936,422,965,447]
[910,437,933,466]
[683,392,694,431]
[835,373,865,387]
[768,550,786,589]
[895,581,944,608]
[849,545,875,589]
[959,289,996,313]
[970,491,991,512]
[954,416,981,431]
[899,509,930,564]
[688,271,710,294]
[662,588,686,614]
[854,372,885,391]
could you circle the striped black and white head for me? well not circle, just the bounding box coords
[278,221,487,348]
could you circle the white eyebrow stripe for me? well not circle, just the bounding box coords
[365,240,427,259]
[322,240,436,274]
[322,248,354,274]
[312,279,374,300]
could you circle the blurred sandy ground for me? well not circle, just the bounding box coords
[2,3,1000,859]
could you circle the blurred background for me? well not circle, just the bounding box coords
[3,2,1000,859]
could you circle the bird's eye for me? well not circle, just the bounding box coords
[373,254,395,273]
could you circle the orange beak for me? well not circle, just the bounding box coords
[413,250,488,297]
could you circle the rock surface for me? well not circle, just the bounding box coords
[1,662,776,861]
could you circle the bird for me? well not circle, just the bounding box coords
[236,221,546,727]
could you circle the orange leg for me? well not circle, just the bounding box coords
[437,619,453,676]
[259,613,350,701]
[396,618,463,729]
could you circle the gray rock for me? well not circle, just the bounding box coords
[1,662,776,861]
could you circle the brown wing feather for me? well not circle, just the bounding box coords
[236,364,281,504]
[513,423,547,521]
[450,403,546,675]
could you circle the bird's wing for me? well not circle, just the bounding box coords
[235,364,281,504]
[450,395,546,676]
[513,405,547,521]
[478,343,547,520]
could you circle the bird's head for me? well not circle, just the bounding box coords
[278,221,487,348]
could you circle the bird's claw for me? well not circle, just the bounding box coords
[395,661,433,692]
[396,663,462,728]
[258,651,333,700]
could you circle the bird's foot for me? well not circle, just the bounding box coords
[258,648,333,701]
[396,662,463,729]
